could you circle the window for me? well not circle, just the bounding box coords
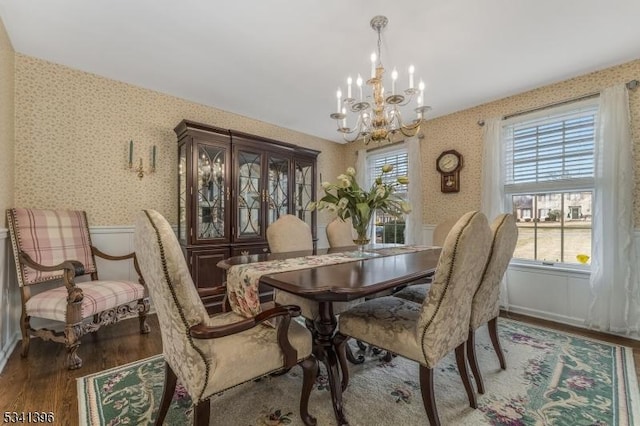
[503,99,597,266]
[367,147,408,243]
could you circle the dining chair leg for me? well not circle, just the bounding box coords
[455,343,477,409]
[345,338,364,364]
[156,361,177,426]
[300,356,319,426]
[488,317,507,370]
[334,333,351,391]
[419,365,440,426]
[466,329,485,394]
[192,398,210,426]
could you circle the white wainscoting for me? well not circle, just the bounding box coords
[0,225,637,372]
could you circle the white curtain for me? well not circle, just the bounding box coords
[480,118,505,221]
[356,148,367,187]
[480,117,510,310]
[405,137,424,245]
[586,84,640,334]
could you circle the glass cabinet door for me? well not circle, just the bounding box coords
[196,143,228,241]
[236,149,263,239]
[178,143,187,244]
[295,160,314,229]
[267,154,290,226]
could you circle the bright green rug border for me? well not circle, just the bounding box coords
[77,318,640,425]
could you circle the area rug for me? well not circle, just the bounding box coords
[78,318,639,425]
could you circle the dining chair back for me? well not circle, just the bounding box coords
[432,217,459,246]
[466,213,518,393]
[326,217,356,248]
[267,214,313,253]
[134,209,317,425]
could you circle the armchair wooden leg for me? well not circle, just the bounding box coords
[138,299,151,334]
[299,356,318,426]
[466,329,485,394]
[419,366,440,426]
[455,343,477,409]
[156,361,177,426]
[64,326,82,370]
[19,313,30,357]
[488,317,506,370]
[193,398,210,426]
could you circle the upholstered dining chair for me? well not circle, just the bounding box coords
[466,213,518,394]
[432,217,459,247]
[7,207,150,370]
[268,214,361,322]
[134,210,317,426]
[393,213,518,395]
[391,216,459,302]
[335,211,492,426]
[326,217,356,248]
[267,214,364,366]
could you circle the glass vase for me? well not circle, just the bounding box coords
[351,211,373,254]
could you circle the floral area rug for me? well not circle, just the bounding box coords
[77,318,639,425]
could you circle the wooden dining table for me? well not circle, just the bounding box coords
[218,245,441,425]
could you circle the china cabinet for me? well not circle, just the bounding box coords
[175,120,319,313]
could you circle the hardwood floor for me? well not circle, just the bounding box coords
[0,316,162,425]
[0,312,638,425]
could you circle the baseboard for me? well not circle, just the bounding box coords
[502,304,586,328]
[0,331,20,373]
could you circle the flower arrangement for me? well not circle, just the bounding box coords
[310,165,411,245]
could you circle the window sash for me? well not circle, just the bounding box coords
[503,99,598,188]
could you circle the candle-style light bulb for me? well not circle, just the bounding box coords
[391,68,398,95]
[356,74,363,100]
[336,88,342,113]
[408,65,415,89]
[370,52,377,78]
[347,76,353,99]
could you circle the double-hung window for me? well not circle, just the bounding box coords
[367,147,408,243]
[503,98,597,267]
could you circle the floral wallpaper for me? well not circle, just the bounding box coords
[342,59,640,227]
[14,55,343,226]
[0,18,14,215]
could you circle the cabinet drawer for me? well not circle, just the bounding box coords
[231,244,270,257]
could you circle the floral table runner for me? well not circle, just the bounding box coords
[226,245,433,318]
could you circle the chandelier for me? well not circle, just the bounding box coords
[330,15,431,144]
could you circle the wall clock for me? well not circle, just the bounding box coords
[436,150,463,193]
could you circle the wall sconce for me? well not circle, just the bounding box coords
[128,140,156,179]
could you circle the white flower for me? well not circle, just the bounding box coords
[321,181,331,189]
[338,176,351,188]
[336,174,351,182]
[382,164,393,173]
[346,167,356,176]
[375,185,386,199]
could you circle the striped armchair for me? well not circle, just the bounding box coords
[7,208,150,369]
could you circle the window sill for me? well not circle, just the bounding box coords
[508,260,591,277]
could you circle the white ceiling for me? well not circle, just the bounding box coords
[1,0,639,143]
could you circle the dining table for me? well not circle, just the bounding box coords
[218,244,442,425]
